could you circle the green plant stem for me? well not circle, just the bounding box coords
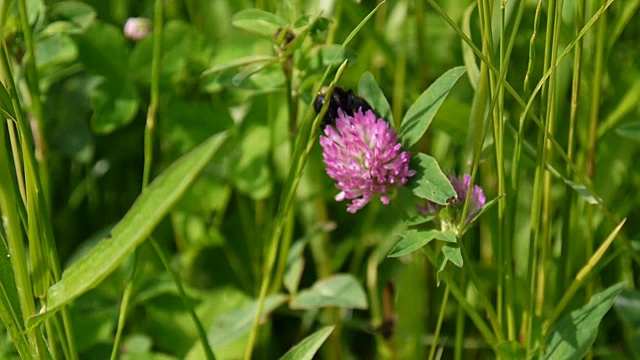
[524,89,546,353]
[113,1,214,358]
[150,238,216,359]
[367,251,393,359]
[0,120,47,359]
[421,247,499,351]
[307,162,332,282]
[415,0,426,84]
[9,16,74,359]
[6,121,26,203]
[271,210,295,294]
[244,5,385,358]
[428,0,614,198]
[270,36,299,294]
[0,26,65,359]
[428,285,449,360]
[111,0,165,354]
[453,291,466,360]
[502,0,526,343]
[537,0,563,317]
[110,255,138,360]
[458,240,504,343]
[43,313,58,360]
[47,308,72,359]
[243,62,348,360]
[17,0,49,204]
[584,2,607,311]
[461,0,524,344]
[559,0,585,297]
[0,235,31,359]
[477,0,503,336]
[523,1,542,96]
[494,1,507,336]
[143,0,164,188]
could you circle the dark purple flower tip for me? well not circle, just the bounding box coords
[320,109,416,213]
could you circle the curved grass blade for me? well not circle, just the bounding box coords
[27,132,228,328]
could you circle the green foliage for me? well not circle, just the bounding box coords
[388,229,456,258]
[398,66,467,147]
[29,132,229,327]
[408,153,456,204]
[279,326,334,360]
[207,294,287,349]
[543,283,626,360]
[358,71,393,124]
[289,274,368,310]
[0,0,638,359]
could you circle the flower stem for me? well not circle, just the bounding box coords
[428,284,449,360]
[421,246,499,351]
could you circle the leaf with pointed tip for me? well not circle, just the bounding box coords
[279,326,334,360]
[27,132,228,328]
[442,244,463,267]
[543,282,626,360]
[399,66,466,147]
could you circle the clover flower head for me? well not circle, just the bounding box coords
[421,174,486,227]
[320,109,416,213]
[124,17,153,41]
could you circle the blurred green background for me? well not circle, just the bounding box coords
[2,0,640,359]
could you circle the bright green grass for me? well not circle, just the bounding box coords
[0,0,639,359]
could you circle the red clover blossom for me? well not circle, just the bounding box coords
[320,109,416,213]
